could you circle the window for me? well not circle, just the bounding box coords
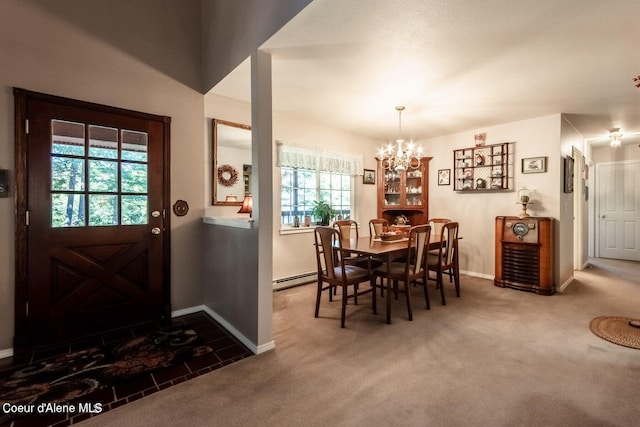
[51,120,149,227]
[280,166,352,225]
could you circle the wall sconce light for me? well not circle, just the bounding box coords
[238,195,253,218]
[609,128,622,147]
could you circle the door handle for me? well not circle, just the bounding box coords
[151,227,161,235]
[601,215,606,219]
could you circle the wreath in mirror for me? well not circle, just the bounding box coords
[217,164,239,187]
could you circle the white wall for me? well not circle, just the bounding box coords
[0,0,205,350]
[204,93,379,283]
[426,114,564,282]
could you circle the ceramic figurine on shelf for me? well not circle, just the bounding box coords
[394,214,409,225]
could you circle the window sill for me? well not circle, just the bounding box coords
[279,226,315,235]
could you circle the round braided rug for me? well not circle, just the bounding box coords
[590,316,640,350]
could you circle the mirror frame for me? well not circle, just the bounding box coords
[212,118,252,206]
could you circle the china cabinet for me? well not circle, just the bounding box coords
[377,157,431,226]
[453,142,514,191]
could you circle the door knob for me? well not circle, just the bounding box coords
[151,210,161,218]
[601,215,606,219]
[151,227,161,235]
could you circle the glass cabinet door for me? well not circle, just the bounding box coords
[404,168,424,206]
[383,170,401,206]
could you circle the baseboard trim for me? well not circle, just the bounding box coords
[0,348,13,360]
[558,275,574,293]
[461,270,494,280]
[200,306,274,355]
[171,305,206,318]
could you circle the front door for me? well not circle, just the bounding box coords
[14,89,171,349]
[597,160,640,261]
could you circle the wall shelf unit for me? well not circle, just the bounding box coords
[453,142,514,191]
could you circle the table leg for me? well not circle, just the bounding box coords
[386,253,392,324]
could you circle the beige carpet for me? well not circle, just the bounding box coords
[79,258,640,427]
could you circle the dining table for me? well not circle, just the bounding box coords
[335,234,444,324]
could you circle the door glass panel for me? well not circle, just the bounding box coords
[52,193,86,227]
[89,195,118,226]
[52,157,85,191]
[89,125,118,159]
[121,162,147,193]
[121,195,148,225]
[122,130,148,162]
[88,160,118,192]
[50,122,150,228]
[52,120,85,156]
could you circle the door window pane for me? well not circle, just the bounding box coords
[122,130,148,162]
[52,120,85,156]
[89,125,118,159]
[52,157,85,191]
[50,122,150,228]
[89,195,118,226]
[121,162,147,193]
[88,160,118,192]
[121,195,148,225]
[52,193,85,227]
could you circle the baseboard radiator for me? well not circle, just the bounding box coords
[272,272,316,290]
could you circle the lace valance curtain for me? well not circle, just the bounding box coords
[276,140,363,176]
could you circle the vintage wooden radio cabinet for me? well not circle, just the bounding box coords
[494,216,555,295]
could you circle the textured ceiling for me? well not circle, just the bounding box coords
[211,0,640,147]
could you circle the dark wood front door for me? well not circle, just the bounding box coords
[14,89,171,349]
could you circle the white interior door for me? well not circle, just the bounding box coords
[596,160,640,261]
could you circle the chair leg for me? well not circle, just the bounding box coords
[404,280,413,321]
[354,283,359,305]
[437,269,446,305]
[421,276,430,310]
[315,279,322,318]
[370,278,377,315]
[454,266,461,297]
[341,285,348,328]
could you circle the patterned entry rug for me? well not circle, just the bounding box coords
[590,316,640,350]
[0,328,212,425]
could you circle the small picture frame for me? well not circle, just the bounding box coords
[438,169,451,186]
[363,169,376,185]
[522,156,547,174]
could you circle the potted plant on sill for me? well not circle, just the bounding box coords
[310,200,337,226]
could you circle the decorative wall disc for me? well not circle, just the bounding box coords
[217,164,239,187]
[173,200,189,216]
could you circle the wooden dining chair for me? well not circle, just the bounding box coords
[314,226,376,328]
[427,221,460,305]
[333,220,369,268]
[428,218,453,282]
[368,218,389,238]
[372,224,432,321]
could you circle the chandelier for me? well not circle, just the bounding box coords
[377,106,423,171]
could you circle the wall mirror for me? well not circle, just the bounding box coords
[212,118,252,205]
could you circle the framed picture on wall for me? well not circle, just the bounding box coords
[438,169,450,185]
[363,169,375,185]
[522,156,547,174]
[564,156,574,193]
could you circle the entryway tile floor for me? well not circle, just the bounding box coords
[0,312,253,427]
